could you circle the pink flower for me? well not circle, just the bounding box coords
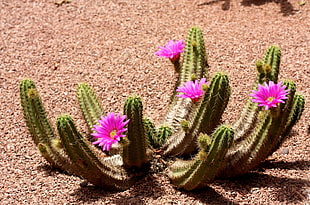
[250,81,290,110]
[176,78,209,102]
[155,39,185,61]
[91,112,130,151]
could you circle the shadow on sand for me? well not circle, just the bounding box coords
[197,0,298,16]
[65,159,309,204]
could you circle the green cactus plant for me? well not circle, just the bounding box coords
[77,83,103,133]
[122,95,150,168]
[168,125,233,191]
[144,117,172,149]
[20,79,73,173]
[163,72,231,156]
[164,27,209,135]
[56,115,134,190]
[19,26,305,191]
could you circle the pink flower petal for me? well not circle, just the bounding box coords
[176,78,209,102]
[91,112,130,151]
[250,81,290,110]
[155,39,185,61]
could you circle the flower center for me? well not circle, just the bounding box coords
[110,130,117,139]
[267,96,275,102]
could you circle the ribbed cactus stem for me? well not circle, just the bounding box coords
[233,45,281,143]
[143,117,158,148]
[20,79,54,147]
[19,79,73,172]
[181,27,208,82]
[219,111,272,177]
[164,27,209,134]
[122,96,150,168]
[219,81,305,177]
[156,125,172,149]
[281,93,305,136]
[195,72,230,134]
[56,115,133,190]
[163,72,230,156]
[267,81,305,156]
[77,83,103,133]
[262,45,281,83]
[168,125,234,190]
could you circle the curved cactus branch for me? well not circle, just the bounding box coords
[163,72,230,156]
[219,81,305,177]
[164,27,209,134]
[20,79,74,173]
[57,115,134,190]
[168,125,233,190]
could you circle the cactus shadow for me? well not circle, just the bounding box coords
[197,0,231,11]
[37,163,69,176]
[69,174,167,204]
[179,186,238,205]
[219,171,309,203]
[241,0,298,16]
[256,159,310,171]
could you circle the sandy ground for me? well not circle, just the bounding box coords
[0,0,309,204]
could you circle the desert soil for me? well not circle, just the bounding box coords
[0,0,309,204]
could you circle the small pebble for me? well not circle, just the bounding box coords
[282,148,289,155]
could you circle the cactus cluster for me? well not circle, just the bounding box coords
[20,27,305,191]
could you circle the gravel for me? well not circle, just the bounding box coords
[0,0,309,204]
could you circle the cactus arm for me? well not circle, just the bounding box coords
[144,117,172,149]
[56,115,133,190]
[77,83,104,132]
[163,72,230,156]
[143,117,159,148]
[164,27,208,133]
[196,72,230,134]
[122,96,150,168]
[168,125,233,190]
[233,45,282,143]
[181,26,208,82]
[156,125,172,149]
[20,79,54,147]
[263,45,281,82]
[219,81,305,177]
[20,79,73,172]
[281,93,305,136]
[219,111,272,177]
[267,83,305,156]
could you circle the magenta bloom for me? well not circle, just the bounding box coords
[176,78,209,102]
[250,81,290,110]
[91,112,130,151]
[155,39,185,61]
